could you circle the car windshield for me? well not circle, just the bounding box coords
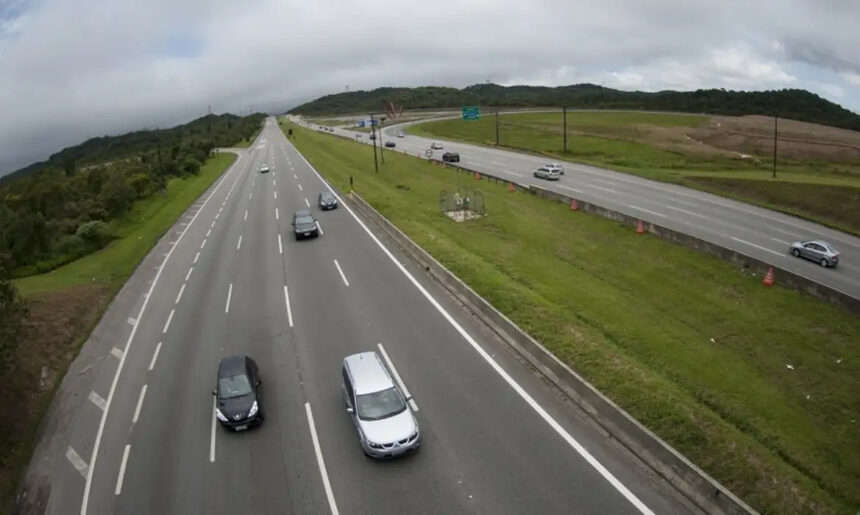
[355,387,407,421]
[218,374,252,399]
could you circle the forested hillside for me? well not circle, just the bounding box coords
[0,113,264,277]
[289,83,860,130]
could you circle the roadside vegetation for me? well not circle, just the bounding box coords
[282,119,860,514]
[409,111,860,234]
[0,113,257,511]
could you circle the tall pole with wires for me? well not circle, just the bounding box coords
[370,114,379,173]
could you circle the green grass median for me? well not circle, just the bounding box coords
[283,120,860,514]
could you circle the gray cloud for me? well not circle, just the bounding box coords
[1,0,858,175]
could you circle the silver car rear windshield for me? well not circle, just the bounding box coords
[356,387,407,421]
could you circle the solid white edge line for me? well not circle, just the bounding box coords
[114,444,131,496]
[237,235,243,250]
[283,285,293,327]
[377,343,418,411]
[186,267,193,281]
[731,236,785,257]
[162,309,175,334]
[148,342,162,371]
[132,385,147,424]
[333,259,349,287]
[305,403,340,515]
[174,283,186,304]
[225,283,233,313]
[210,397,217,463]
[627,204,667,218]
[293,147,654,515]
[80,151,244,514]
[278,234,283,255]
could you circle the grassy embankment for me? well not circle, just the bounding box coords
[409,112,860,235]
[1,153,237,511]
[282,119,860,514]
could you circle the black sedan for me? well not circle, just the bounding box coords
[442,152,460,163]
[292,209,319,240]
[214,356,263,431]
[318,191,338,210]
[385,141,396,148]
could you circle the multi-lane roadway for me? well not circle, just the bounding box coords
[23,118,700,514]
[314,116,860,301]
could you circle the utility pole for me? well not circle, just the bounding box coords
[772,114,778,179]
[563,105,568,153]
[495,109,500,146]
[370,113,379,173]
[378,116,385,164]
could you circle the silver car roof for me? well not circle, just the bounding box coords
[344,352,395,395]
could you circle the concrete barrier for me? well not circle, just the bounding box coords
[345,191,757,515]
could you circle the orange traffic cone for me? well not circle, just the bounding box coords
[508,182,515,192]
[570,198,579,211]
[762,267,774,287]
[635,219,646,234]
[474,171,480,181]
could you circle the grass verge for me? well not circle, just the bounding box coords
[283,120,860,514]
[2,153,236,512]
[409,112,860,235]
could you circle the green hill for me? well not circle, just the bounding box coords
[289,83,860,131]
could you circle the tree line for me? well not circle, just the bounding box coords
[0,113,265,278]
[289,83,860,131]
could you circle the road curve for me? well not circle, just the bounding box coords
[313,117,860,301]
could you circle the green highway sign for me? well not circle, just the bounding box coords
[462,106,480,120]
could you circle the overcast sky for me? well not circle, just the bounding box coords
[1,0,859,175]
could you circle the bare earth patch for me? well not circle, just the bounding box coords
[0,284,111,510]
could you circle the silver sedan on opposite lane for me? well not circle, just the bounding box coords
[789,240,840,268]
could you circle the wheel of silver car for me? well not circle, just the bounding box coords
[820,258,829,267]
[791,248,800,257]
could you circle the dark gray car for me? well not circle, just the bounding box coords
[213,356,263,431]
[292,209,319,240]
[318,191,338,210]
[789,240,839,267]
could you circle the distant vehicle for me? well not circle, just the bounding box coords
[533,166,560,181]
[318,191,338,210]
[397,131,405,138]
[544,163,564,175]
[214,356,263,431]
[341,351,421,459]
[369,133,376,140]
[442,152,460,163]
[385,141,395,148]
[430,142,443,150]
[259,164,270,174]
[292,209,319,240]
[789,240,839,267]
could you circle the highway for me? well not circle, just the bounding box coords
[22,118,698,514]
[315,117,860,301]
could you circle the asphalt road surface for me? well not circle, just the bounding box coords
[24,118,700,514]
[314,117,860,301]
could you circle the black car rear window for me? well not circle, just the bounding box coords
[296,216,315,225]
